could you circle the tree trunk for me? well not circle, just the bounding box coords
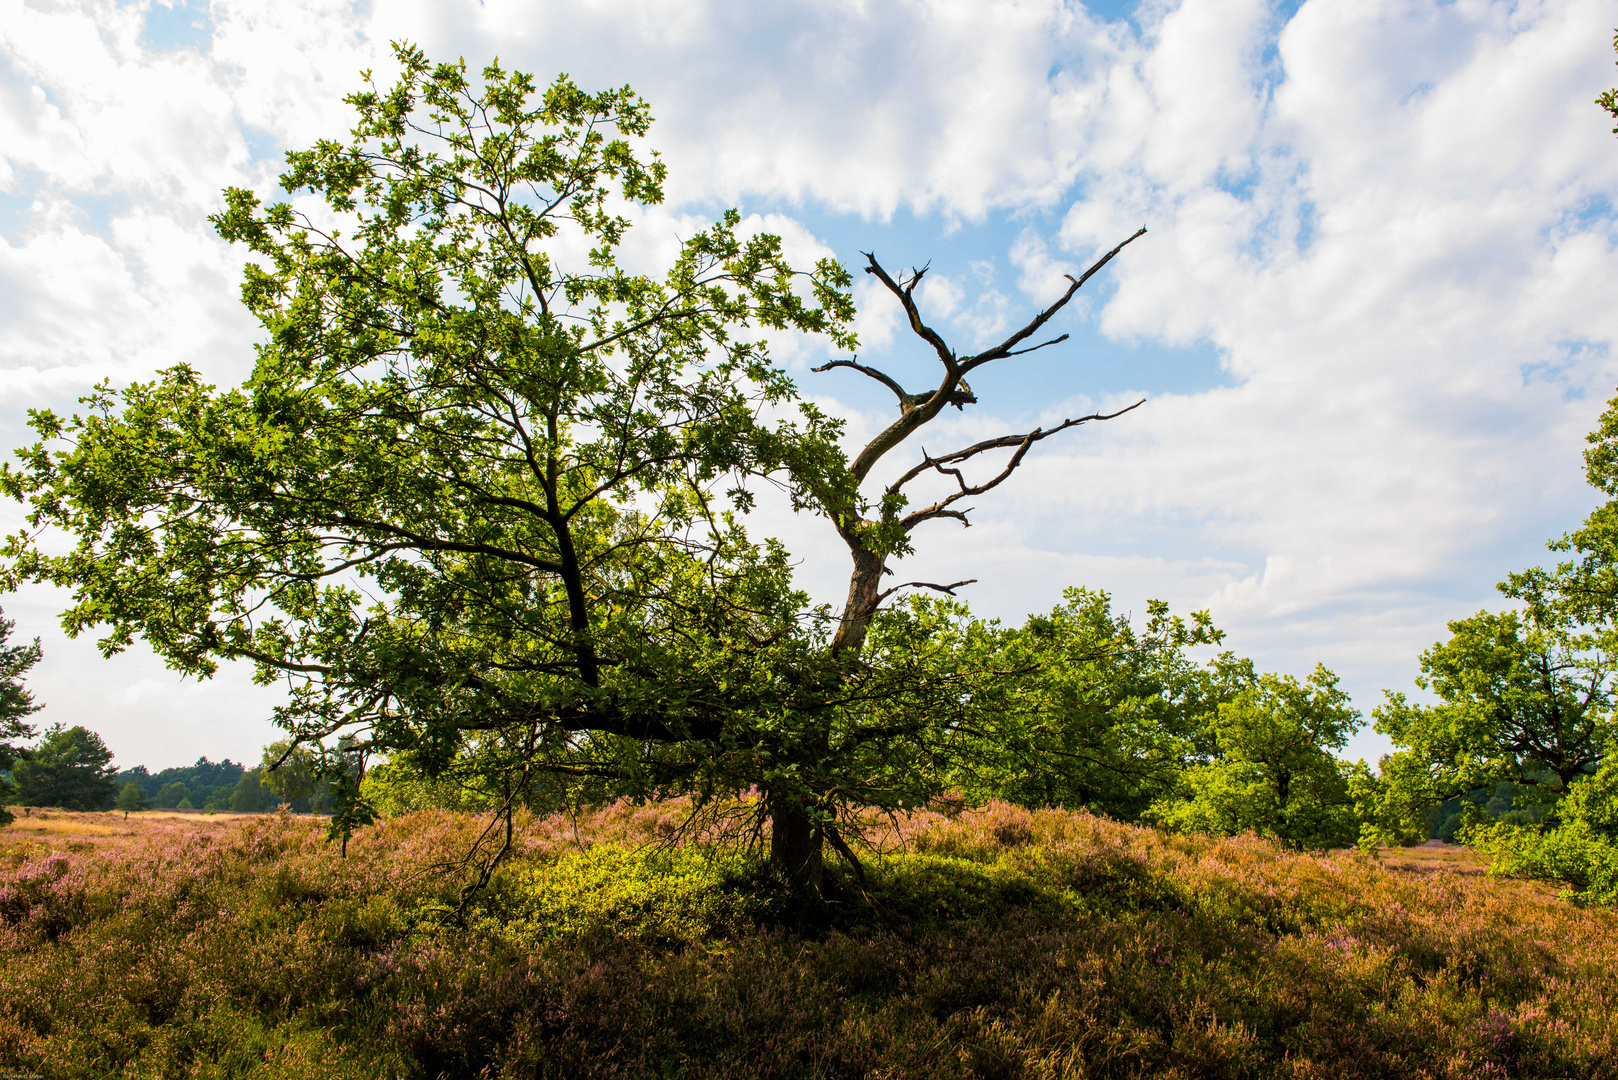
[830,546,885,654]
[768,540,883,892]
[769,791,824,893]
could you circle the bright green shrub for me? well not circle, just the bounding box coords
[1148,667,1361,849]
[492,846,780,946]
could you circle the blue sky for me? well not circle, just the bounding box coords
[1,0,1616,771]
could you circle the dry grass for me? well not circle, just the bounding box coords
[1,809,303,855]
[1378,840,1489,874]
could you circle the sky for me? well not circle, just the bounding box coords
[1,0,1616,771]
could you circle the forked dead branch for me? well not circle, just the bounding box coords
[756,228,1150,886]
[808,228,1149,656]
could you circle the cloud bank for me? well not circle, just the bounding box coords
[1,0,1615,766]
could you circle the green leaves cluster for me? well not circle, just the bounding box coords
[0,44,859,831]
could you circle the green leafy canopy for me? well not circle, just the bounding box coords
[0,44,861,831]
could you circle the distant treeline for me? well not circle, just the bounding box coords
[113,758,333,813]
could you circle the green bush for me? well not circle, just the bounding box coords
[1471,758,1618,905]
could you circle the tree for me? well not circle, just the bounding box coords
[12,724,118,810]
[259,739,323,809]
[113,764,153,798]
[957,588,1224,820]
[1148,666,1362,849]
[228,768,277,813]
[1374,609,1613,815]
[116,781,148,818]
[0,45,1145,893]
[1349,750,1440,849]
[153,781,189,808]
[0,606,43,825]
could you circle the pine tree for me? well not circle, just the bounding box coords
[0,607,43,825]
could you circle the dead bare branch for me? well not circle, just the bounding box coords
[891,399,1145,530]
[1004,333,1069,358]
[875,578,978,605]
[890,399,1145,494]
[825,228,1147,659]
[862,253,956,370]
[959,227,1146,375]
[810,358,913,407]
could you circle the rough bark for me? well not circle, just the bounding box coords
[769,792,824,892]
[830,546,886,656]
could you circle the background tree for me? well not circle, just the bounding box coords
[1148,666,1362,849]
[1374,609,1613,829]
[259,739,328,811]
[12,724,117,810]
[115,781,147,818]
[0,606,42,825]
[1432,60,1618,882]
[957,588,1224,819]
[113,757,246,810]
[153,781,189,809]
[228,768,277,813]
[1350,749,1440,849]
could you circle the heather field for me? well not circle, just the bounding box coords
[1,804,1615,1079]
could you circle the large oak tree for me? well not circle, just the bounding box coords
[2,46,1145,889]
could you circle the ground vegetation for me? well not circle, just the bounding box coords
[1,803,1614,1078]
